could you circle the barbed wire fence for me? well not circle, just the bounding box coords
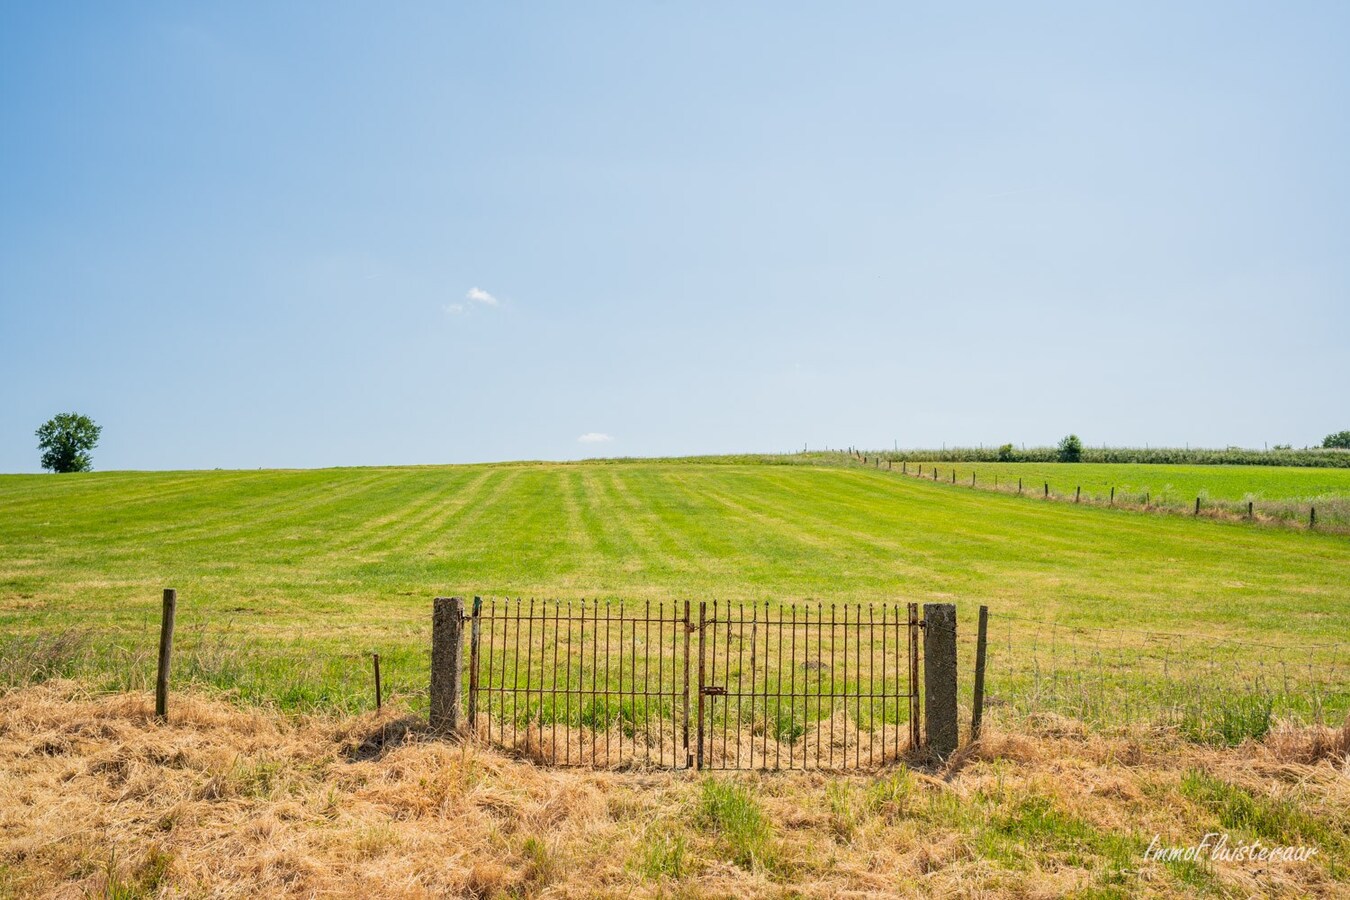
[969,610,1348,743]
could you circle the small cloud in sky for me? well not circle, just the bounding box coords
[466,287,498,306]
[445,303,465,315]
[577,432,613,444]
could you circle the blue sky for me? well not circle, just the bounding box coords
[2,3,1347,472]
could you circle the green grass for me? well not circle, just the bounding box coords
[1180,770,1348,878]
[1,458,1347,723]
[697,780,776,871]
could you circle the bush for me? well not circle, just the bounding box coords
[1057,434,1083,463]
[997,443,1015,461]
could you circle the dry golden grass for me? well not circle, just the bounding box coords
[1,682,1346,898]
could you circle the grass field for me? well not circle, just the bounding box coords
[2,457,1347,723]
[4,457,1350,898]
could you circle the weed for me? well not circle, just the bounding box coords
[826,781,860,841]
[635,827,687,880]
[521,835,557,887]
[697,780,775,872]
[1180,695,1273,747]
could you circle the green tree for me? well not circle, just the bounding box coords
[36,413,101,473]
[1323,431,1350,449]
[997,443,1015,461]
[1057,433,1083,462]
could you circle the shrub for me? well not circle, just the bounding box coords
[1057,434,1083,463]
[997,443,1015,461]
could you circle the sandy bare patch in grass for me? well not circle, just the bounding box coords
[0,682,1346,898]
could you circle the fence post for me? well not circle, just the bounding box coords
[1110,486,1115,506]
[1075,486,1080,503]
[923,603,958,758]
[1195,497,1201,515]
[431,596,465,736]
[1018,478,1022,494]
[372,653,382,712]
[971,605,989,741]
[155,588,176,723]
[902,461,906,474]
[1247,501,1253,519]
[1044,482,1049,498]
[1310,506,1316,528]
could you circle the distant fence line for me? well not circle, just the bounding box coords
[838,450,1347,532]
[841,445,1350,469]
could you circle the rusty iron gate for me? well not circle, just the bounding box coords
[466,598,920,770]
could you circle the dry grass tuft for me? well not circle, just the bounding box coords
[1,681,1346,898]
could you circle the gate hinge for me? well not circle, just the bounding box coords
[700,686,727,696]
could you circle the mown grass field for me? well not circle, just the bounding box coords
[2,457,1347,722]
[4,457,1350,898]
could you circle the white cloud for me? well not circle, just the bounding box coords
[445,303,465,315]
[577,432,613,444]
[466,287,498,306]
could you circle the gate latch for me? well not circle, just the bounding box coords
[700,686,727,696]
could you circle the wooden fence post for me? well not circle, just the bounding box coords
[1044,482,1049,498]
[372,653,382,712]
[923,603,958,758]
[1195,497,1201,515]
[155,588,176,723]
[1075,486,1081,503]
[1247,501,1253,519]
[971,472,976,486]
[1311,507,1316,528]
[431,596,465,736]
[1110,486,1115,506]
[1018,478,1022,494]
[971,605,989,741]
